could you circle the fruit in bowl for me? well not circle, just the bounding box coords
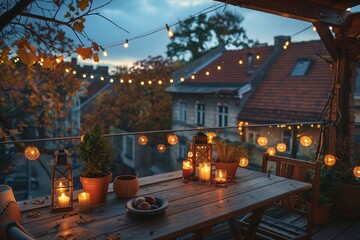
[133,195,159,210]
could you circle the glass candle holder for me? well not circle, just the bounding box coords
[78,192,91,213]
[182,160,193,179]
[214,169,227,184]
[199,162,211,183]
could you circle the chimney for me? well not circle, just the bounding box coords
[247,52,254,75]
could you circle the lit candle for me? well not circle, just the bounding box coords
[58,192,69,208]
[58,181,66,194]
[78,192,91,213]
[214,169,227,183]
[199,162,211,183]
[182,160,193,179]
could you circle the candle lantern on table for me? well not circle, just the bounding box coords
[182,159,193,180]
[214,169,227,186]
[190,130,213,181]
[51,151,73,212]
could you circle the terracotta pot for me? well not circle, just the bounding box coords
[309,202,332,225]
[113,175,139,199]
[80,173,112,205]
[214,162,239,177]
[331,182,360,219]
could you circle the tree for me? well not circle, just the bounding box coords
[82,56,180,132]
[166,10,258,62]
[0,0,124,66]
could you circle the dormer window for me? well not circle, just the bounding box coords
[290,58,313,76]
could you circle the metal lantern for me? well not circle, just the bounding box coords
[51,158,73,212]
[190,131,213,179]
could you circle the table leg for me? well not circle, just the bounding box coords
[229,218,243,240]
[245,207,265,240]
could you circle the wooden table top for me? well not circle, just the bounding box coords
[19,168,311,240]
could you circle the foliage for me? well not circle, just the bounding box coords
[79,124,112,178]
[305,168,339,205]
[0,0,122,66]
[213,136,256,163]
[166,9,258,62]
[82,56,180,132]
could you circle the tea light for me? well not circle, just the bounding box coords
[78,192,91,213]
[58,192,69,208]
[182,160,193,179]
[199,162,211,183]
[57,181,66,194]
[214,169,227,183]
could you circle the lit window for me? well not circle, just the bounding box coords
[218,106,228,127]
[196,103,205,126]
[290,58,313,76]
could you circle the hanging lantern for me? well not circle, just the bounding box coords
[257,137,268,146]
[353,166,360,178]
[324,154,336,166]
[276,143,287,152]
[24,145,40,160]
[157,144,166,153]
[51,158,73,212]
[300,136,312,147]
[138,135,148,145]
[190,130,213,180]
[167,134,178,145]
[266,147,276,156]
[239,157,249,167]
[206,132,217,144]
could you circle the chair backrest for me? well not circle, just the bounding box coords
[262,153,322,237]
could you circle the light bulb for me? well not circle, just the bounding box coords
[103,50,108,57]
[166,24,174,38]
[124,39,129,48]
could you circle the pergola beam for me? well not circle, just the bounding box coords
[313,21,339,60]
[217,0,350,27]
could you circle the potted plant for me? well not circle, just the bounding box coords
[305,168,338,225]
[79,125,112,205]
[213,136,256,176]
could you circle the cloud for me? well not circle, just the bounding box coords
[166,0,209,7]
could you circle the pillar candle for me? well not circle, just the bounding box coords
[58,192,69,208]
[199,162,211,183]
[78,192,91,213]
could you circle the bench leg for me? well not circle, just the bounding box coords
[229,218,243,240]
[244,207,265,240]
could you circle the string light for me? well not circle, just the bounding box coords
[312,26,316,31]
[324,154,336,166]
[128,79,132,83]
[82,74,87,78]
[158,80,162,84]
[276,143,287,152]
[110,78,114,83]
[300,136,312,147]
[120,79,124,83]
[148,80,152,84]
[191,74,195,80]
[138,135,148,145]
[124,39,129,48]
[205,71,210,76]
[353,166,360,178]
[238,58,243,64]
[217,65,222,70]
[90,74,94,79]
[239,157,249,167]
[167,134,178,145]
[103,50,108,57]
[165,24,174,38]
[257,137,268,146]
[77,54,82,60]
[256,52,260,60]
[157,144,166,153]
[169,79,174,83]
[141,81,145,85]
[267,147,276,156]
[180,77,185,82]
[100,76,104,81]
[72,70,77,75]
[24,145,40,160]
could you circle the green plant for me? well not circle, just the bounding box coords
[305,168,338,205]
[213,136,256,163]
[79,125,112,178]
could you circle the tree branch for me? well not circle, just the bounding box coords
[18,12,71,27]
[0,0,35,31]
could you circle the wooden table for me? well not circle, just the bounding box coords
[19,168,311,240]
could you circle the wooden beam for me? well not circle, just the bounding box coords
[217,0,350,27]
[313,21,339,61]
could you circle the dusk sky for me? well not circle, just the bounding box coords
[76,0,359,70]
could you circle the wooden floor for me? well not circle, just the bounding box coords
[180,212,360,240]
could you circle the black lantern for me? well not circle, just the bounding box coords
[51,158,73,212]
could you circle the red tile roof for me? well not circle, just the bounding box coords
[239,40,333,123]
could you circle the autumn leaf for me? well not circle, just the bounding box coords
[76,47,93,59]
[72,21,85,33]
[64,12,71,18]
[93,53,99,62]
[77,0,90,11]
[17,49,33,66]
[92,42,99,51]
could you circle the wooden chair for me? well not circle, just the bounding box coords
[238,153,322,240]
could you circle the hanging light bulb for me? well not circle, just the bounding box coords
[170,79,174,83]
[167,134,178,145]
[158,80,162,85]
[90,74,94,79]
[217,65,222,70]
[312,26,317,31]
[239,157,249,167]
[256,52,260,60]
[266,147,276,156]
[205,71,210,76]
[300,136,312,147]
[238,58,243,64]
[324,154,336,166]
[124,39,129,48]
[103,50,108,57]
[191,74,195,80]
[180,77,185,82]
[110,78,114,83]
[138,135,148,145]
[353,166,360,178]
[157,144,166,153]
[257,137,268,146]
[165,24,174,38]
[276,143,287,152]
[141,81,145,85]
[187,151,193,158]
[24,145,40,160]
[100,76,104,81]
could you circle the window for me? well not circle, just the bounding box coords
[179,139,187,159]
[290,58,313,76]
[246,127,260,143]
[196,103,205,126]
[179,101,187,122]
[125,136,133,160]
[218,105,228,127]
[283,130,292,153]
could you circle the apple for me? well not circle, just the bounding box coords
[145,195,156,205]
[133,197,146,207]
[138,201,151,210]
